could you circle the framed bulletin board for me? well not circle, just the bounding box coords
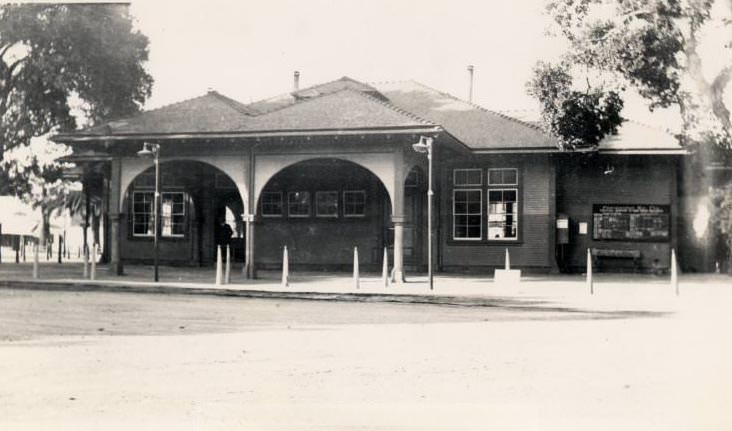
[592,204,670,242]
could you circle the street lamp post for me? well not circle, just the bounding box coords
[137,142,161,282]
[412,136,434,290]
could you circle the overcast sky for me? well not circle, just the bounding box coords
[131,0,566,111]
[128,0,724,129]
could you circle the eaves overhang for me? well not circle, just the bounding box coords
[51,125,443,143]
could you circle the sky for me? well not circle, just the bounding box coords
[126,0,731,130]
[130,0,567,112]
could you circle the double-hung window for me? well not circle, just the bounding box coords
[487,169,518,240]
[316,191,339,217]
[343,191,366,217]
[261,192,283,217]
[453,168,483,240]
[132,191,186,237]
[288,191,311,217]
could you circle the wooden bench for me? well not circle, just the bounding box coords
[591,248,642,272]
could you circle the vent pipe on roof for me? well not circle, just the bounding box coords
[293,71,300,91]
[467,65,474,103]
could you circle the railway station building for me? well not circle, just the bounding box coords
[53,76,686,278]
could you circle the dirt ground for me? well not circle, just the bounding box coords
[1,287,731,430]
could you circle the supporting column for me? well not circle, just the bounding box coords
[244,145,256,279]
[109,214,123,275]
[392,215,406,283]
[109,158,123,275]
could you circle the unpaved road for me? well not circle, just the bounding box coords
[1,287,730,430]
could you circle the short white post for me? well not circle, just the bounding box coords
[215,245,223,285]
[353,247,360,289]
[505,248,510,270]
[671,248,679,296]
[586,248,593,295]
[83,245,89,278]
[32,242,39,279]
[225,244,231,284]
[281,246,289,287]
[382,246,389,287]
[90,244,97,281]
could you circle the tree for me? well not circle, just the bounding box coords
[0,3,153,249]
[528,0,732,151]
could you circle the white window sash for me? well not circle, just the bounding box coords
[452,188,482,241]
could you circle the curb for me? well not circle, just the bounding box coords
[0,278,505,308]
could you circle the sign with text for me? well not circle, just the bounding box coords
[592,204,670,242]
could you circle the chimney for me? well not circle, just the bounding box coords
[467,65,474,103]
[293,70,300,91]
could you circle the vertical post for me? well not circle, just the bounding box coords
[153,149,160,282]
[57,234,62,264]
[281,245,289,287]
[225,244,231,284]
[215,245,223,285]
[392,219,405,283]
[0,223,2,263]
[505,248,510,270]
[32,241,39,279]
[671,248,679,296]
[467,65,474,103]
[22,236,26,262]
[586,248,593,295]
[382,246,389,287]
[109,158,123,275]
[353,246,360,289]
[15,235,20,263]
[244,145,256,279]
[90,244,97,281]
[83,245,89,278]
[427,142,434,291]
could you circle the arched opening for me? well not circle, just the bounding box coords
[121,160,245,266]
[256,158,392,271]
[404,165,427,270]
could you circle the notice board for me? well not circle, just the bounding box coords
[592,204,670,242]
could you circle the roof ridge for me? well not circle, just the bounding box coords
[81,91,250,133]
[353,88,436,126]
[245,75,371,115]
[404,80,545,132]
[207,90,254,116]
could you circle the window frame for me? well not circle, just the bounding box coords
[486,187,519,241]
[131,191,187,238]
[260,191,284,218]
[452,188,483,241]
[287,191,311,218]
[487,168,518,186]
[315,191,339,218]
[453,168,483,187]
[343,190,367,218]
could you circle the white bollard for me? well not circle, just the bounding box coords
[671,248,679,296]
[90,244,97,281]
[586,248,593,295]
[225,244,231,284]
[382,246,389,287]
[505,248,511,270]
[353,247,360,289]
[83,245,89,278]
[281,246,289,287]
[215,245,223,285]
[32,242,39,279]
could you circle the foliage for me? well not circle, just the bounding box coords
[0,3,152,240]
[711,184,732,273]
[527,61,624,150]
[530,0,732,150]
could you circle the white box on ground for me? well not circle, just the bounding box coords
[494,269,521,285]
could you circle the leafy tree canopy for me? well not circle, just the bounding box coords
[0,3,153,159]
[528,0,732,151]
[0,3,153,242]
